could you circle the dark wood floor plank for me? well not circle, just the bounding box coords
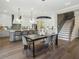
[0,37,79,59]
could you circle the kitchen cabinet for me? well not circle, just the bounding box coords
[0,31,9,37]
[9,30,21,41]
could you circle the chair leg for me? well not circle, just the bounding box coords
[28,44,31,49]
[24,45,28,50]
[14,35,16,42]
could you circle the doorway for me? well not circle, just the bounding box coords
[57,11,74,33]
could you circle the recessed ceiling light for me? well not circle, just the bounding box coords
[65,2,71,6]
[6,0,10,2]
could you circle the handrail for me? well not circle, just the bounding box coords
[58,20,66,33]
[69,18,75,41]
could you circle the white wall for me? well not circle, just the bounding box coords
[75,10,79,24]
[0,13,12,26]
[74,10,79,36]
[71,10,79,40]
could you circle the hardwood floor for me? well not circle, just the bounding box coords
[0,37,79,59]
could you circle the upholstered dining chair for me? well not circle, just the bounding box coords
[21,31,29,49]
[22,31,35,50]
[22,36,29,49]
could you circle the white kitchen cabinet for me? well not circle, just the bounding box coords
[0,31,9,37]
[9,30,21,41]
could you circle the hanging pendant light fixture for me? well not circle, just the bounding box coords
[13,8,22,24]
[42,0,45,1]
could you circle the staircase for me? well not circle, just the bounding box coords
[58,19,74,41]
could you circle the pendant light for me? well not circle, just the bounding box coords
[13,8,22,24]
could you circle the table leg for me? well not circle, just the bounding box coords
[55,34,58,47]
[33,41,35,58]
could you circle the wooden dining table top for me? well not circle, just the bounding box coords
[24,34,56,42]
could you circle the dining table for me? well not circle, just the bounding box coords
[24,34,58,58]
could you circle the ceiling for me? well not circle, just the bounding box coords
[0,0,79,15]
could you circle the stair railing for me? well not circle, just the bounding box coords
[69,17,75,41]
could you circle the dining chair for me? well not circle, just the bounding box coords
[21,31,29,49]
[22,36,31,49]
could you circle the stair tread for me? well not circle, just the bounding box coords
[58,20,74,41]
